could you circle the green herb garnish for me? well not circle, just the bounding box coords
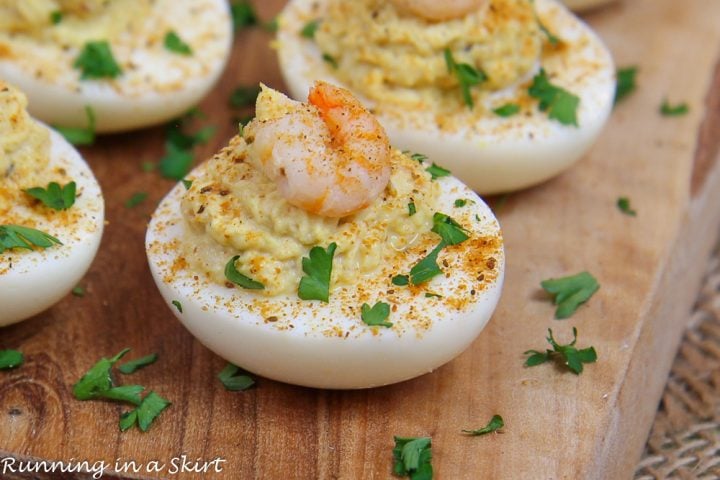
[408,152,428,163]
[73,41,122,80]
[425,163,451,180]
[539,21,560,46]
[431,213,469,246]
[409,242,445,286]
[119,354,158,375]
[528,69,580,127]
[119,391,171,432]
[229,85,261,108]
[617,197,636,216]
[218,363,255,391]
[0,225,62,254]
[614,66,638,104]
[541,271,599,319]
[55,106,96,145]
[181,179,193,190]
[158,144,194,181]
[72,348,132,401]
[493,103,520,117]
[408,202,417,216]
[462,414,504,436]
[25,181,76,210]
[263,17,278,32]
[224,256,265,290]
[0,350,23,370]
[231,0,258,31]
[164,31,192,55]
[322,53,338,69]
[361,302,392,328]
[298,243,336,302]
[50,11,63,24]
[454,199,468,208]
[171,300,183,313]
[72,285,86,297]
[525,327,597,375]
[660,99,689,116]
[392,437,433,480]
[444,48,487,108]
[301,19,321,39]
[124,192,148,209]
[392,274,409,286]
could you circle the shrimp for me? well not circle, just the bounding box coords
[244,81,392,218]
[390,0,488,21]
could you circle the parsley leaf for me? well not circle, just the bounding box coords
[462,414,504,436]
[392,274,409,286]
[322,53,339,69]
[55,106,96,146]
[0,350,24,370]
[407,152,428,163]
[181,179,193,190]
[524,327,597,375]
[231,0,258,31]
[24,181,76,210]
[298,243,336,302]
[72,285,85,297]
[361,302,392,328]
[72,348,131,401]
[493,103,520,117]
[444,48,487,108]
[454,199,468,207]
[538,21,560,46]
[410,242,445,286]
[218,363,255,391]
[50,11,63,24]
[660,99,689,116]
[164,30,192,55]
[224,256,265,290]
[528,69,580,126]
[426,163,451,180]
[119,354,158,375]
[119,391,171,432]
[171,300,183,313]
[73,41,122,80]
[0,225,62,254]
[408,202,417,216]
[617,197,636,216]
[614,66,638,104]
[158,143,194,181]
[229,85,261,108]
[100,385,145,405]
[124,192,148,209]
[263,17,278,32]
[541,271,599,319]
[431,213,469,246]
[393,436,433,479]
[301,19,321,39]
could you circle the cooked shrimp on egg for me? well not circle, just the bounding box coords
[146,83,504,389]
[0,81,104,326]
[276,0,615,194]
[0,0,232,133]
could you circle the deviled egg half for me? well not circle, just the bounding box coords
[146,82,504,389]
[0,0,232,132]
[277,0,615,194]
[0,81,104,326]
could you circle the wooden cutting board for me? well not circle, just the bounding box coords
[2,0,720,478]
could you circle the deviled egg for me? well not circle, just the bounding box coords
[0,0,232,132]
[276,0,615,194]
[146,82,504,389]
[0,81,104,326]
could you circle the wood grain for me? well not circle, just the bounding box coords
[1,0,720,478]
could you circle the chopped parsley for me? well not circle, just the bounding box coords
[298,243,336,302]
[171,300,183,313]
[119,354,158,375]
[158,117,215,180]
[431,213,469,246]
[444,48,487,108]
[407,152,428,163]
[493,103,520,117]
[408,202,417,216]
[660,99,689,116]
[72,285,86,297]
[218,363,255,391]
[55,106,96,146]
[50,11,63,24]
[159,144,194,181]
[73,41,122,80]
[0,225,62,254]
[426,163,451,180]
[301,19,321,39]
[224,256,265,290]
[181,179,193,190]
[454,199,468,208]
[119,391,171,432]
[528,69,580,127]
[614,66,638,104]
[0,350,24,370]
[617,197,636,216]
[164,31,192,55]
[322,53,338,69]
[392,274,409,286]
[361,302,392,328]
[539,21,560,46]
[72,348,134,401]
[24,181,76,210]
[124,192,148,209]
[230,0,258,31]
[541,271,599,319]
[424,292,442,299]
[462,414,504,436]
[392,437,432,479]
[409,242,445,286]
[229,85,261,108]
[141,161,156,172]
[263,17,279,32]
[525,327,597,375]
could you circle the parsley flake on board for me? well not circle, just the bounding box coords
[393,436,433,480]
[425,163,451,180]
[229,85,261,108]
[298,242,336,302]
[158,116,215,181]
[72,285,86,297]
[164,30,192,55]
[73,41,122,80]
[361,302,392,328]
[493,103,520,117]
[119,354,158,375]
[617,197,637,216]
[230,0,258,30]
[72,348,133,401]
[224,256,265,290]
[444,48,487,109]
[614,66,638,104]
[525,327,597,375]
[159,144,194,181]
[431,213,469,246]
[660,99,689,116]
[171,300,183,313]
[0,350,24,370]
[0,225,62,254]
[218,363,255,391]
[55,106,96,145]
[462,414,504,436]
[124,192,148,209]
[541,271,599,319]
[528,69,580,127]
[301,19,321,39]
[119,391,171,432]
[24,181,76,210]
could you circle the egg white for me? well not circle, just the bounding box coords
[146,163,504,389]
[0,127,104,327]
[0,0,232,133]
[276,0,615,194]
